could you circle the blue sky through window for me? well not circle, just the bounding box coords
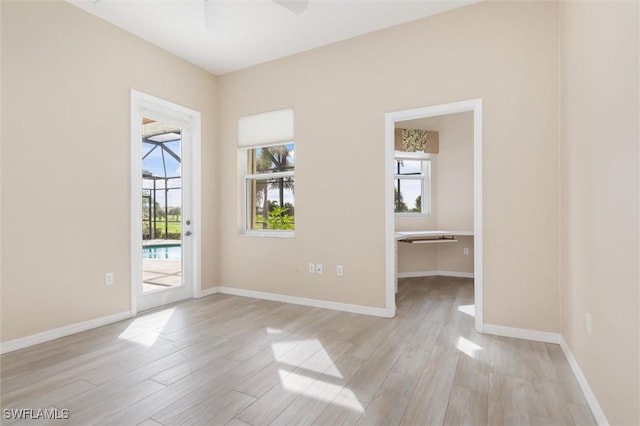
[142,139,182,208]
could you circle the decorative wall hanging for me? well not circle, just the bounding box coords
[394,128,439,154]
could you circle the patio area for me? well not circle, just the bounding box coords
[143,240,182,293]
[143,258,181,293]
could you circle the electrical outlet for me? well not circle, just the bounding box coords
[308,263,315,274]
[337,265,344,276]
[105,272,114,286]
[463,248,469,256]
[316,264,323,274]
[586,313,592,336]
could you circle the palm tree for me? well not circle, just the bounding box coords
[256,145,294,210]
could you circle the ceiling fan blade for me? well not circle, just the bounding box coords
[272,0,309,14]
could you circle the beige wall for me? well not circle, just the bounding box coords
[438,236,474,274]
[397,243,439,274]
[396,112,474,275]
[560,1,639,424]
[0,1,218,342]
[218,1,561,331]
[2,1,637,421]
[397,237,474,276]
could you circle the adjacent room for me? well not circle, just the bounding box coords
[1,0,638,425]
[393,111,475,287]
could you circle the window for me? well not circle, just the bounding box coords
[394,154,430,214]
[238,108,295,235]
[243,143,295,232]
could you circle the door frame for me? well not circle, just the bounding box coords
[130,89,202,316]
[384,98,483,332]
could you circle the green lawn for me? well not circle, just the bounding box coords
[154,222,181,233]
[143,215,182,236]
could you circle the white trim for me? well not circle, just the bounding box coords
[245,170,294,180]
[195,286,218,298]
[481,323,561,344]
[385,99,483,329]
[240,230,295,238]
[394,151,432,160]
[472,100,483,332]
[214,286,393,317]
[393,175,426,181]
[130,90,202,315]
[240,143,296,234]
[397,270,474,279]
[476,324,608,425]
[385,112,397,316]
[394,213,430,218]
[191,114,203,308]
[130,94,142,316]
[395,230,474,239]
[393,156,430,216]
[0,311,132,354]
[559,337,609,426]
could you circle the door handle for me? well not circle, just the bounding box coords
[185,231,192,236]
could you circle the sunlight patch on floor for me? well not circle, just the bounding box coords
[269,338,362,413]
[330,394,365,413]
[270,340,301,358]
[271,339,342,378]
[277,370,364,413]
[118,307,175,347]
[457,304,475,317]
[456,335,482,359]
[278,369,315,393]
[321,362,342,379]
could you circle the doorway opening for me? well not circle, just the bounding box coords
[384,99,483,332]
[131,90,201,314]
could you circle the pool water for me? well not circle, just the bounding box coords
[143,245,181,260]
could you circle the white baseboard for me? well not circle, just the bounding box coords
[0,311,132,354]
[481,325,606,424]
[195,286,218,298]
[1,285,392,354]
[559,337,609,426]
[214,286,393,318]
[397,270,474,279]
[481,323,561,344]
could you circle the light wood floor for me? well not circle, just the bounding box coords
[1,277,595,426]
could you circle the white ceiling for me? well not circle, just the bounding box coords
[69,0,476,76]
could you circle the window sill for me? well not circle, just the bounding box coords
[241,230,295,238]
[395,213,430,218]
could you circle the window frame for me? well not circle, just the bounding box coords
[240,141,296,237]
[393,151,431,216]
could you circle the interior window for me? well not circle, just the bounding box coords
[394,156,430,214]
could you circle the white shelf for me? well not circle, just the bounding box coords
[394,230,474,240]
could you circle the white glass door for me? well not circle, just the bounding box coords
[131,91,200,313]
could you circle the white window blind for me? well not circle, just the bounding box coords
[238,108,294,148]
